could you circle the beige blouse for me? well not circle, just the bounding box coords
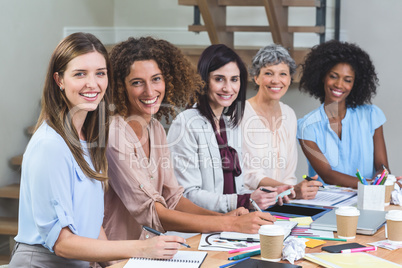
[242,101,298,189]
[103,115,184,241]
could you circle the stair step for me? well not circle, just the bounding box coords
[0,184,20,199]
[188,25,324,33]
[10,156,22,167]
[179,0,321,7]
[0,255,10,265]
[0,217,18,236]
[178,45,309,82]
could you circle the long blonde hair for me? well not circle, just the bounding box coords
[36,32,111,182]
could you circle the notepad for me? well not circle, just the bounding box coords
[304,252,402,268]
[124,251,207,268]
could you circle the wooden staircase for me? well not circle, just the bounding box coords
[0,126,35,263]
[177,0,327,80]
[0,183,19,264]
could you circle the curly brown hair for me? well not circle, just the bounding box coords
[109,36,204,122]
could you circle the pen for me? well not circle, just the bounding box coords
[228,245,260,254]
[341,246,377,253]
[142,226,191,248]
[228,250,261,260]
[303,175,325,188]
[250,198,262,212]
[260,187,273,193]
[297,236,347,242]
[220,257,250,267]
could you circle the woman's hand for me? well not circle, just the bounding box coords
[140,236,186,259]
[250,187,278,210]
[275,185,296,205]
[225,207,249,216]
[230,211,276,234]
[293,175,322,199]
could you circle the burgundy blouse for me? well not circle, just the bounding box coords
[213,117,250,209]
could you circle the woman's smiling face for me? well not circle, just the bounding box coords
[124,60,165,119]
[323,62,355,105]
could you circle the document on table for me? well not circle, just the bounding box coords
[198,221,297,251]
[290,186,357,207]
[198,232,259,251]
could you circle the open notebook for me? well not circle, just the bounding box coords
[220,220,297,242]
[124,251,207,268]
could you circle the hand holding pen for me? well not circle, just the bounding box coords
[250,187,277,210]
[294,175,322,199]
[142,226,191,248]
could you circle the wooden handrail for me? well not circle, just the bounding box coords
[196,0,234,48]
[188,25,325,33]
[263,0,293,51]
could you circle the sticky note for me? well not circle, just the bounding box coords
[305,238,326,248]
[289,216,313,227]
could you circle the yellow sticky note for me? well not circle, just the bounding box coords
[289,216,313,226]
[305,238,326,248]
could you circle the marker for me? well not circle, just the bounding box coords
[142,226,191,248]
[220,257,250,267]
[297,236,347,242]
[341,246,377,253]
[260,187,274,193]
[250,198,262,212]
[229,245,260,254]
[228,250,261,260]
[356,170,364,184]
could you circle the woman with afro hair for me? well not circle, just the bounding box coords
[102,37,275,255]
[297,40,389,188]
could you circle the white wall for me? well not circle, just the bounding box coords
[1,0,401,190]
[0,0,114,188]
[340,0,402,176]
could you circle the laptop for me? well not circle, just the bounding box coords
[311,209,387,235]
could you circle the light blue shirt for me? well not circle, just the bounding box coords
[297,104,386,185]
[15,122,104,252]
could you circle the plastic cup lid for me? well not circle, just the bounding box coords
[258,224,284,236]
[386,210,402,221]
[385,175,396,184]
[335,206,360,216]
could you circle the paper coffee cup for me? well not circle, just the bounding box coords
[335,206,360,239]
[385,210,402,243]
[384,175,396,206]
[258,225,284,262]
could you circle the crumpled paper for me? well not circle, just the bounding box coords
[391,181,402,205]
[282,237,306,264]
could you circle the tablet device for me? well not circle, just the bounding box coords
[264,203,331,220]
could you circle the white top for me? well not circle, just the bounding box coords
[242,101,298,189]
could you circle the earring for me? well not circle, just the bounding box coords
[60,86,63,91]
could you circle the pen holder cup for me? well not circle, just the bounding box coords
[258,225,284,262]
[357,183,385,211]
